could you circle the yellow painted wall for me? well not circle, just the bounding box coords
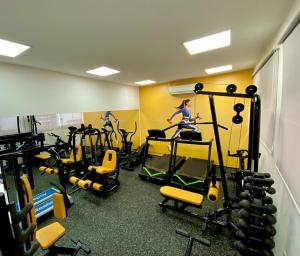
[139,69,253,168]
[83,109,140,150]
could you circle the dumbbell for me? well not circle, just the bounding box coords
[234,241,274,256]
[236,230,275,249]
[244,184,276,195]
[237,219,276,236]
[238,209,276,225]
[239,200,277,214]
[244,177,274,187]
[243,170,271,178]
[240,192,273,204]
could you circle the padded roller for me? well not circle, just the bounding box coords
[77,179,88,189]
[85,180,93,187]
[92,183,103,191]
[39,166,47,173]
[208,181,219,202]
[69,176,79,185]
[45,168,54,174]
[88,166,94,172]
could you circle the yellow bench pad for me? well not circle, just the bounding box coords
[35,153,51,160]
[160,186,204,206]
[36,222,65,249]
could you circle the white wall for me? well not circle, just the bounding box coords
[255,1,300,255]
[259,143,300,256]
[0,62,139,116]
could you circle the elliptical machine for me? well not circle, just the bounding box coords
[117,121,145,171]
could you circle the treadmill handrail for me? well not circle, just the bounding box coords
[176,138,213,146]
[162,122,228,132]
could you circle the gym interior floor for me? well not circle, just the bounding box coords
[31,166,237,256]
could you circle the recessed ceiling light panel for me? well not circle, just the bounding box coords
[183,30,231,55]
[205,65,232,74]
[135,80,156,85]
[0,38,30,57]
[86,66,120,77]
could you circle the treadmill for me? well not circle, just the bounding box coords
[171,131,213,193]
[139,129,185,184]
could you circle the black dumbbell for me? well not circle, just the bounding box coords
[238,209,276,225]
[244,183,276,195]
[237,219,276,236]
[234,241,274,256]
[244,177,274,187]
[239,200,277,214]
[243,170,271,178]
[236,230,275,249]
[240,192,273,204]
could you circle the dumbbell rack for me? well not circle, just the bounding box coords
[234,171,277,256]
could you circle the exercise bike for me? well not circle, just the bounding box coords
[48,126,77,157]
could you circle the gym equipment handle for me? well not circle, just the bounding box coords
[71,238,91,254]
[176,229,211,246]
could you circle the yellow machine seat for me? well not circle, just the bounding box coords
[102,150,117,170]
[61,158,75,164]
[88,150,117,174]
[36,222,65,249]
[95,166,115,174]
[61,145,82,165]
[160,186,204,206]
[35,153,51,160]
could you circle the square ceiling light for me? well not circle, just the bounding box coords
[183,30,231,55]
[0,38,30,57]
[86,66,120,77]
[135,80,156,85]
[205,65,232,74]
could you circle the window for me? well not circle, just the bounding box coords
[59,113,83,128]
[35,114,60,132]
[0,117,18,135]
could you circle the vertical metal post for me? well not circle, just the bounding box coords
[253,95,261,172]
[208,95,230,207]
[247,100,254,170]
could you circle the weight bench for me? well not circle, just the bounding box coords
[160,186,204,211]
[159,182,220,231]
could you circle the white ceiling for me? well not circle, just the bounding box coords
[0,0,294,85]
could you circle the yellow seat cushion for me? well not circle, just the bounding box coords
[94,166,114,174]
[36,222,65,249]
[35,153,51,160]
[160,186,204,206]
[61,158,75,164]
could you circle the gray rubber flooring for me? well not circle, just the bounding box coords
[30,165,238,256]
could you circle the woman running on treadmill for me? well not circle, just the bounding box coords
[167,99,201,139]
[100,111,118,144]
